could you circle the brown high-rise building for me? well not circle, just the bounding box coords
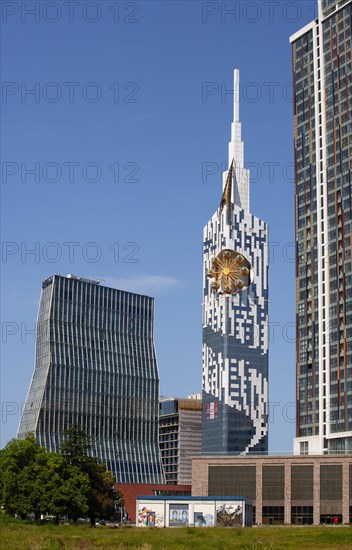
[290,0,352,455]
[159,395,202,485]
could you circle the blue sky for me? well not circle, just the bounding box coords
[1,1,317,450]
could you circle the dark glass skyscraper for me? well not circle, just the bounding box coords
[18,274,165,483]
[291,0,352,454]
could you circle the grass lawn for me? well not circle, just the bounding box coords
[0,515,351,549]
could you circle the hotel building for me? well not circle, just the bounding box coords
[202,69,269,454]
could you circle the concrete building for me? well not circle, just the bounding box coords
[290,0,352,455]
[17,273,165,484]
[192,454,352,525]
[202,69,269,454]
[159,396,202,485]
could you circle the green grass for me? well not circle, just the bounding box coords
[0,514,351,550]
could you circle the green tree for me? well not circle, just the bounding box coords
[0,435,90,521]
[60,425,92,469]
[0,435,46,519]
[60,425,117,526]
[86,461,117,526]
[37,452,90,523]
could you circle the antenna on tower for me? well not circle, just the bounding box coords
[233,68,240,124]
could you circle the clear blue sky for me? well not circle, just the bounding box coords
[1,1,317,451]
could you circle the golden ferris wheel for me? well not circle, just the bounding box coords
[207,249,251,295]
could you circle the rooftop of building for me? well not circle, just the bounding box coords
[193,453,352,461]
[41,273,155,299]
[159,396,203,415]
[136,496,251,503]
[289,0,351,43]
[160,394,202,401]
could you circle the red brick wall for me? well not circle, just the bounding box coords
[115,484,191,522]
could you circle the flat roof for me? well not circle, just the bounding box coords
[42,273,155,300]
[194,454,352,459]
[136,496,251,502]
[289,20,316,43]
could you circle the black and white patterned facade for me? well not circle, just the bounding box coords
[202,70,269,454]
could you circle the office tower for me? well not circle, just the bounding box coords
[290,0,352,455]
[202,69,269,454]
[159,396,202,484]
[17,274,165,483]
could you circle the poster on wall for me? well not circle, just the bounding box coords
[216,503,243,526]
[146,512,156,526]
[194,511,214,527]
[138,507,156,527]
[169,504,189,526]
[206,401,218,420]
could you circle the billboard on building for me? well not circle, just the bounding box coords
[206,402,219,420]
[194,511,214,526]
[138,505,164,527]
[169,504,189,526]
[216,502,243,526]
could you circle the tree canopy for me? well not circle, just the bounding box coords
[60,425,119,526]
[0,435,90,521]
[60,425,93,469]
[36,452,90,521]
[0,429,121,526]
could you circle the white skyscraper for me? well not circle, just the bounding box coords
[202,69,269,454]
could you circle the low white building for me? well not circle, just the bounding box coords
[136,496,252,528]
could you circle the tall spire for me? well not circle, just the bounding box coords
[233,68,240,123]
[222,69,250,213]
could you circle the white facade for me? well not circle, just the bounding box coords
[202,70,269,454]
[136,497,252,527]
